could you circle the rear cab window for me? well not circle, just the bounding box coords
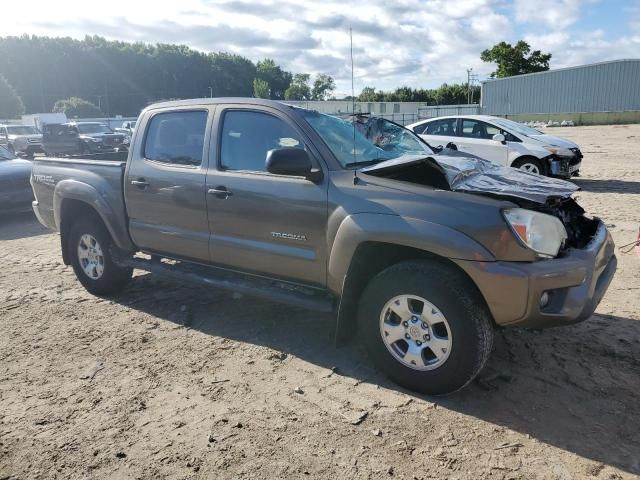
[144,110,207,166]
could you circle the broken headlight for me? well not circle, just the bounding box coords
[504,208,568,258]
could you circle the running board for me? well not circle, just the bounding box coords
[124,256,336,313]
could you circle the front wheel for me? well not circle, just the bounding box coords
[68,216,132,296]
[358,260,494,395]
[512,157,547,176]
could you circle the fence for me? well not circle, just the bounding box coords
[417,104,481,119]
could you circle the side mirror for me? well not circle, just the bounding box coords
[492,133,506,144]
[266,148,321,181]
[445,142,458,151]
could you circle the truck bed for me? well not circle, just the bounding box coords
[30,152,130,249]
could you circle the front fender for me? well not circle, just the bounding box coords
[327,213,495,294]
[53,179,133,251]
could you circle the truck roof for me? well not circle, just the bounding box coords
[143,97,296,113]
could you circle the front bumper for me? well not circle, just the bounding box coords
[456,221,616,329]
[549,155,581,178]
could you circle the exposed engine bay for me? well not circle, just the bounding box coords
[362,154,600,251]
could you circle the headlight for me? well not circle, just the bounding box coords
[504,208,567,258]
[543,146,574,157]
[84,137,101,143]
[122,136,130,144]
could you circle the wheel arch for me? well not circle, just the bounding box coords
[511,154,546,169]
[58,198,107,265]
[53,179,134,265]
[334,241,495,345]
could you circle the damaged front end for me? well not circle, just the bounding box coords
[362,154,600,253]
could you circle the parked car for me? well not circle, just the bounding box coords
[407,115,582,178]
[0,124,44,158]
[114,120,136,137]
[0,145,33,213]
[42,122,129,156]
[30,99,616,395]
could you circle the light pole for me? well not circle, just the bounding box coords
[208,87,213,98]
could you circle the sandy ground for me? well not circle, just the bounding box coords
[0,124,639,480]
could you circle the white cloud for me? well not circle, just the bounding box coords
[1,0,636,96]
[513,0,584,29]
[524,29,640,68]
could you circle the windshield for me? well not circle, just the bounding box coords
[300,111,432,167]
[491,118,542,137]
[0,145,15,160]
[77,123,112,134]
[7,125,39,135]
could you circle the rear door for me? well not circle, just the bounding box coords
[205,105,328,286]
[455,118,509,165]
[125,107,212,262]
[416,118,458,148]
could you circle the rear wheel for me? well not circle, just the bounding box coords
[358,260,494,395]
[68,216,132,296]
[512,157,547,176]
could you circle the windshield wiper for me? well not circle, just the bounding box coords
[344,159,385,168]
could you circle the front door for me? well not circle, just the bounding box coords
[455,119,509,165]
[205,106,328,286]
[125,108,212,262]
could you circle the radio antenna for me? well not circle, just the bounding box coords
[350,27,359,184]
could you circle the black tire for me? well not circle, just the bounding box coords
[358,260,494,395]
[512,156,547,176]
[68,216,132,296]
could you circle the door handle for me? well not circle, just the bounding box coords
[131,179,149,188]
[208,186,233,199]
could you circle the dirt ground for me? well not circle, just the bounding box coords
[1,125,639,480]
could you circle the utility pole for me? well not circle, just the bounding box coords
[208,87,213,98]
[466,68,479,104]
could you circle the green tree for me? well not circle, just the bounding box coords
[253,78,270,98]
[53,97,103,117]
[0,74,25,119]
[358,86,381,102]
[481,40,551,78]
[311,74,335,100]
[256,59,292,100]
[284,74,311,100]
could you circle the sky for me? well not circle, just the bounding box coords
[2,0,639,96]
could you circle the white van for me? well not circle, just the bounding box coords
[407,115,582,178]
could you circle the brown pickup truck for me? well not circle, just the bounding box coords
[29,98,616,394]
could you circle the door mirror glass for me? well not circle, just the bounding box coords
[266,148,320,180]
[492,133,506,143]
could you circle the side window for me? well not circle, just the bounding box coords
[220,110,303,172]
[503,131,520,142]
[425,119,457,136]
[144,110,207,166]
[412,123,428,134]
[462,119,494,140]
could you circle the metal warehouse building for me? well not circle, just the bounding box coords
[481,59,640,124]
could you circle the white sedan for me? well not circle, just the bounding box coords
[407,115,582,178]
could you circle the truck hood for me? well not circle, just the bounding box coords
[527,134,578,149]
[9,134,42,142]
[80,133,125,139]
[361,153,579,205]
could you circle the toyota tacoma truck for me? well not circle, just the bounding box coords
[29,98,617,395]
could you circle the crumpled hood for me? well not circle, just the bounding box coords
[527,134,578,149]
[362,154,579,204]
